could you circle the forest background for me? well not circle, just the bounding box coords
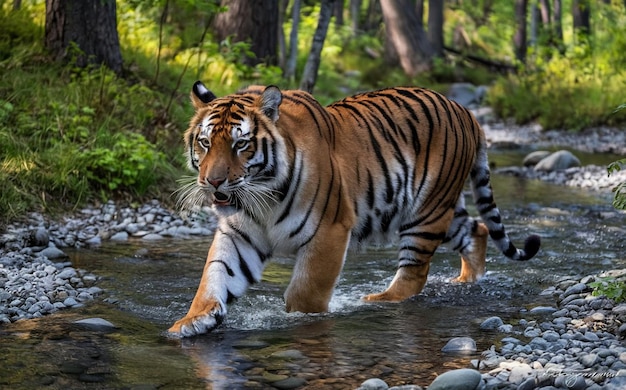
[1,0,625,224]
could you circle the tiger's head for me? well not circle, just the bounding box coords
[179,81,285,216]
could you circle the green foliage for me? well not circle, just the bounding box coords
[589,277,626,303]
[0,6,42,60]
[82,132,165,193]
[608,158,626,210]
[488,2,626,130]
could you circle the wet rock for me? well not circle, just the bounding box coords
[428,368,482,390]
[74,318,118,332]
[523,150,551,167]
[358,378,389,390]
[271,377,307,390]
[110,231,129,241]
[441,337,476,354]
[30,227,50,247]
[479,316,504,330]
[534,150,581,172]
[38,246,67,260]
[530,306,558,315]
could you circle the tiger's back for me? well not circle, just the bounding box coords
[325,87,482,246]
[168,82,540,337]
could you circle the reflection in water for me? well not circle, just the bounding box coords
[1,173,624,389]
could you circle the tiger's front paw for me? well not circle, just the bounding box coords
[167,301,226,337]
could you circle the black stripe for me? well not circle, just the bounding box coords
[400,245,435,255]
[289,177,321,238]
[226,223,270,263]
[210,260,234,277]
[233,241,256,285]
[276,152,304,224]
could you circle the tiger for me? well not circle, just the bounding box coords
[168,81,541,337]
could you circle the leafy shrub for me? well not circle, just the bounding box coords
[589,277,626,303]
[82,132,166,194]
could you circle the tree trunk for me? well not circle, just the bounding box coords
[333,0,344,28]
[299,0,335,93]
[380,0,433,76]
[278,0,288,71]
[415,0,424,25]
[428,0,444,58]
[284,0,301,81]
[45,0,123,74]
[572,0,591,38]
[363,0,382,33]
[513,0,528,63]
[530,4,539,47]
[212,0,279,66]
[349,0,361,33]
[553,0,564,51]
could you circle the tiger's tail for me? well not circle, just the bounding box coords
[471,136,541,261]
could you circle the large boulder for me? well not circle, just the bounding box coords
[534,150,581,172]
[446,83,488,108]
[522,150,551,167]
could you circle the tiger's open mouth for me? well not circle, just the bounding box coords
[212,191,232,206]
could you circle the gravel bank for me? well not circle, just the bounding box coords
[0,200,215,323]
[482,121,626,192]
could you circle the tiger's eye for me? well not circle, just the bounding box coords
[198,138,210,149]
[234,139,249,149]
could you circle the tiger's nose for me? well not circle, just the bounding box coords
[207,177,226,189]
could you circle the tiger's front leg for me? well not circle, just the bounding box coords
[168,228,268,337]
[284,224,351,313]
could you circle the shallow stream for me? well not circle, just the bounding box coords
[1,150,625,389]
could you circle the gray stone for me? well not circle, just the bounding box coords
[446,83,487,108]
[480,316,504,330]
[579,353,599,367]
[56,268,77,280]
[142,233,164,241]
[63,297,79,307]
[530,306,558,315]
[508,363,533,384]
[30,227,50,247]
[110,231,129,241]
[542,330,561,342]
[359,378,389,390]
[428,368,482,390]
[441,337,477,354]
[271,377,308,390]
[534,150,581,172]
[38,246,67,260]
[523,151,551,167]
[73,317,118,331]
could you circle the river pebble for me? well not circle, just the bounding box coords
[0,200,215,323]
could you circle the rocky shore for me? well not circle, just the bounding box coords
[0,200,215,323]
[1,123,625,389]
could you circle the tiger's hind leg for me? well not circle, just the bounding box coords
[364,210,453,302]
[446,196,489,283]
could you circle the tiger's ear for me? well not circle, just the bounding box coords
[191,81,216,109]
[260,85,282,122]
